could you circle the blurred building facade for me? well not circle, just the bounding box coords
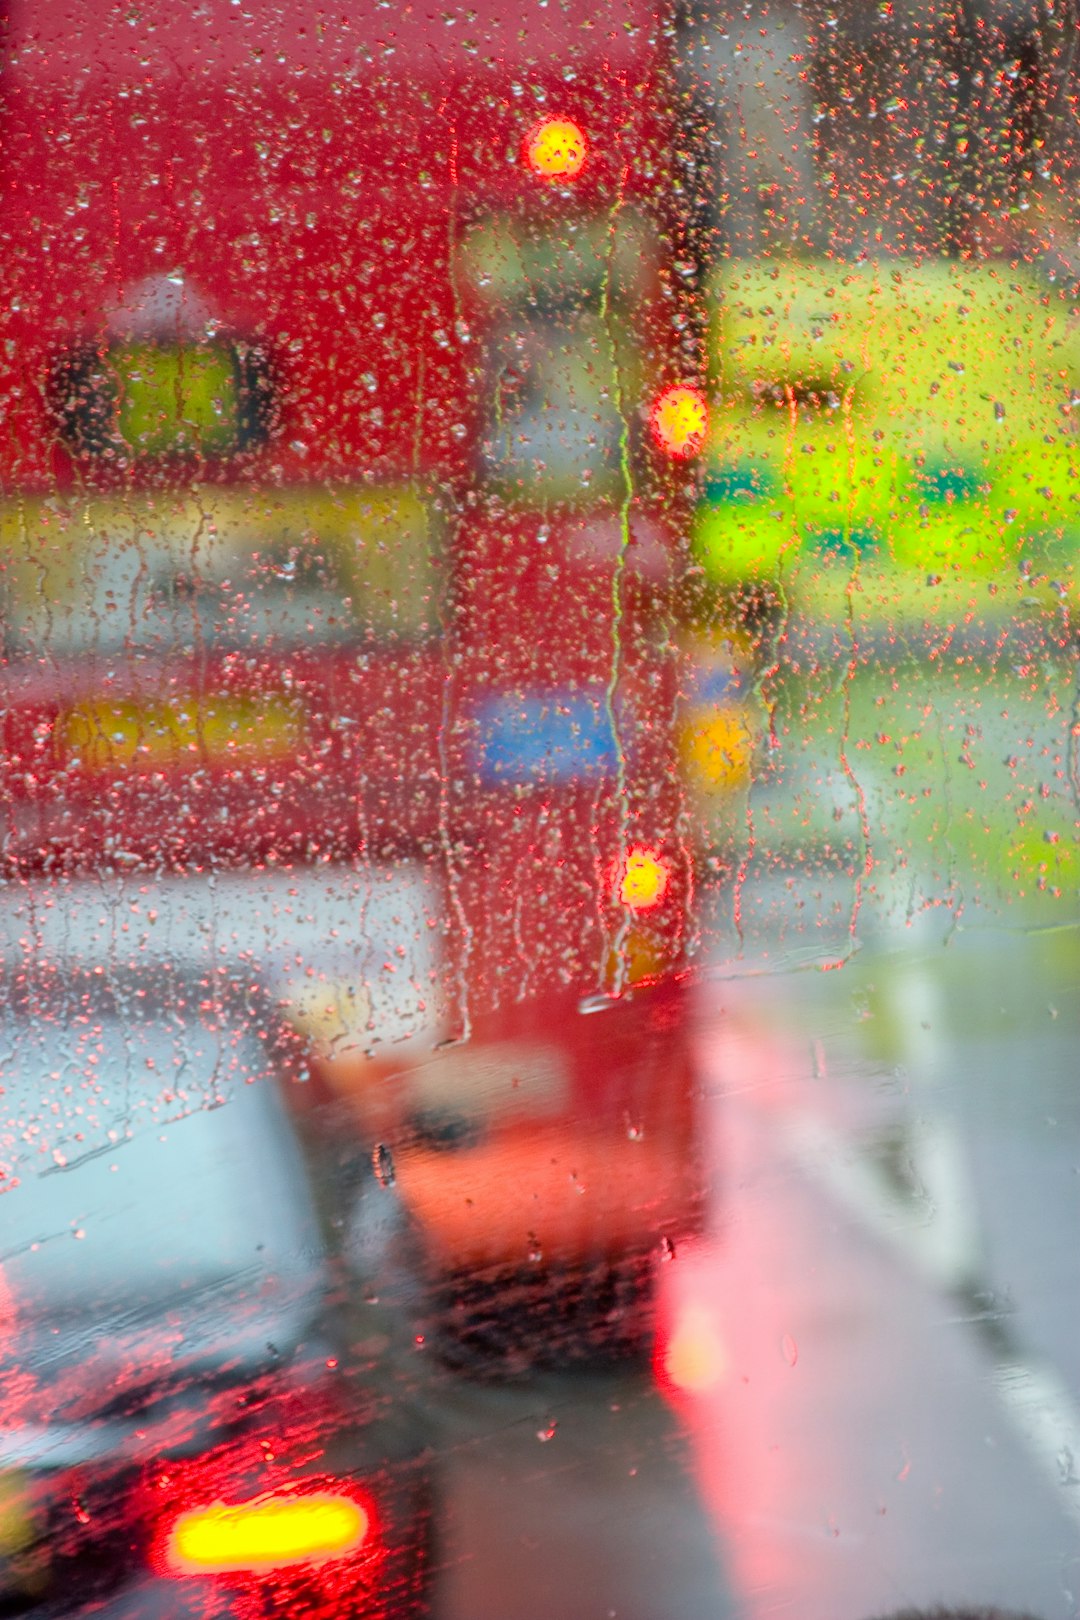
[676,0,1077,262]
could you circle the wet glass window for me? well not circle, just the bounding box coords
[1,2,1078,1618]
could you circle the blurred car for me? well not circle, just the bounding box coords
[693,258,1080,643]
[0,967,432,1618]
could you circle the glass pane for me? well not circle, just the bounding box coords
[1,1,1077,1618]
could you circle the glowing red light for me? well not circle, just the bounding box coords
[524,118,587,181]
[617,847,670,911]
[650,385,708,459]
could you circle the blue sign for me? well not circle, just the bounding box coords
[684,661,744,707]
[471,691,619,784]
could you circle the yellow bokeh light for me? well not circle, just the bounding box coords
[618,847,670,911]
[606,927,668,988]
[167,1493,368,1575]
[662,1305,727,1394]
[525,118,588,181]
[650,385,708,459]
[680,709,754,791]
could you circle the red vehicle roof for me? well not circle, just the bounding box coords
[1,0,675,487]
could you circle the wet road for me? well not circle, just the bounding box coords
[422,914,1080,1620]
[428,1363,730,1620]
[679,923,1080,1620]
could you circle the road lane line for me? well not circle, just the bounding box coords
[781,1107,1080,1535]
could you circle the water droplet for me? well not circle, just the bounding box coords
[579,991,618,1015]
[782,1333,798,1367]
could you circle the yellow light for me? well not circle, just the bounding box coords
[650,385,708,459]
[606,927,668,988]
[524,118,588,181]
[618,848,670,911]
[662,1305,727,1394]
[680,709,753,791]
[166,1492,369,1575]
[0,1472,34,1559]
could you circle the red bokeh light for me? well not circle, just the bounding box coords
[650,385,708,459]
[524,117,588,181]
[616,847,671,911]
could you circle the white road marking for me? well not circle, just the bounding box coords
[781,1105,1080,1535]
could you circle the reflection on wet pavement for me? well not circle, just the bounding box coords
[671,928,1080,1620]
[429,1365,730,1620]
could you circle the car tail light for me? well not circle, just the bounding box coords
[162,1487,371,1577]
[606,847,683,988]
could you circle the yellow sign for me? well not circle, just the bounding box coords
[695,260,1080,627]
[0,483,439,651]
[56,695,303,771]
